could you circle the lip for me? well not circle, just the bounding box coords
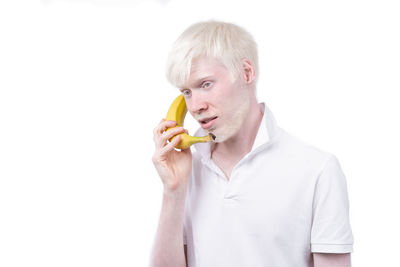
[200,116,218,129]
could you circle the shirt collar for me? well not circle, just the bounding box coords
[192,102,282,160]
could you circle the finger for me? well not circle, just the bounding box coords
[154,120,177,136]
[154,118,165,133]
[161,127,185,143]
[160,134,181,156]
[153,120,177,146]
[181,146,192,154]
[155,126,184,150]
[155,127,183,150]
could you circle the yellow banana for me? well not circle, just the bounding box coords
[165,94,215,149]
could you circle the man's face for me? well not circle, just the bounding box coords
[181,57,250,143]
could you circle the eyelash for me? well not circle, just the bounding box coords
[202,81,212,88]
[182,89,191,96]
[182,81,212,97]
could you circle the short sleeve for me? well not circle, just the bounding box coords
[311,155,354,253]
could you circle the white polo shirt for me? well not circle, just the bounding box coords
[183,103,354,267]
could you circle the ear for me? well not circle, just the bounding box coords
[242,59,256,84]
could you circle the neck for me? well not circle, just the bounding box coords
[211,98,263,159]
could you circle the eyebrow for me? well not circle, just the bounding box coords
[182,75,214,91]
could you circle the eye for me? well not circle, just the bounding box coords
[202,81,212,88]
[182,89,192,97]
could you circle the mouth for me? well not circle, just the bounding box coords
[199,116,218,130]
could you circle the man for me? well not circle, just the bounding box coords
[150,20,354,267]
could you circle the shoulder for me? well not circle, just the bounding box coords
[277,128,337,174]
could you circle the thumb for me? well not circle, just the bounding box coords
[181,146,192,155]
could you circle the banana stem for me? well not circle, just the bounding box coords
[191,133,215,143]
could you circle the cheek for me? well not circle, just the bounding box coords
[213,83,235,105]
[214,96,239,118]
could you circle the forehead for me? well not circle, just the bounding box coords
[184,57,228,86]
[190,57,225,73]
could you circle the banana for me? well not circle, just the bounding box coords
[165,94,215,149]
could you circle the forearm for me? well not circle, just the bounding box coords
[150,188,187,267]
[313,253,351,267]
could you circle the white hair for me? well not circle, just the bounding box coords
[166,20,259,89]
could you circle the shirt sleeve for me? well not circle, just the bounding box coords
[311,154,354,253]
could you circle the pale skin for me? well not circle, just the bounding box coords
[150,56,351,266]
[182,57,263,180]
[313,253,351,267]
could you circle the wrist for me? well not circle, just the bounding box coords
[163,182,187,198]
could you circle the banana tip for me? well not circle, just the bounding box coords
[209,133,216,141]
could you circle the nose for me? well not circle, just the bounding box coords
[187,92,208,115]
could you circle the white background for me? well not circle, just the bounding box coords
[1,0,399,266]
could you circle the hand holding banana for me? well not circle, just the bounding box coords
[152,95,215,192]
[164,94,215,150]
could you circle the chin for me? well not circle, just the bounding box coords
[211,105,249,143]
